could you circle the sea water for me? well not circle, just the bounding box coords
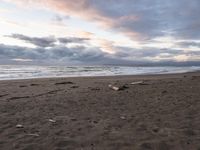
[0,65,199,80]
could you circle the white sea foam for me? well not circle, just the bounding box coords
[0,65,199,80]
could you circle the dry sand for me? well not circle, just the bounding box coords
[0,72,200,150]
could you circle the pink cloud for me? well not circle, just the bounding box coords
[4,0,141,39]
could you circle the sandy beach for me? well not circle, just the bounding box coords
[0,72,200,150]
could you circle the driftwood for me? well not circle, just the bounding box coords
[109,84,120,91]
[108,84,128,91]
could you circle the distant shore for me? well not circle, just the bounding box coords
[0,71,200,150]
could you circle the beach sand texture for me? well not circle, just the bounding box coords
[0,72,200,150]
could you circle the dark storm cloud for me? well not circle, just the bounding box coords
[0,44,110,64]
[29,0,200,40]
[7,34,90,47]
[114,47,181,58]
[0,44,46,60]
[58,37,90,44]
[48,45,107,62]
[7,34,56,48]
[91,0,200,40]
[0,42,199,65]
[114,46,200,60]
[177,41,200,48]
[5,0,200,40]
[91,0,165,39]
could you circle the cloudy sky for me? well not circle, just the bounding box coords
[0,0,200,65]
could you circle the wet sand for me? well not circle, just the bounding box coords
[0,72,200,150]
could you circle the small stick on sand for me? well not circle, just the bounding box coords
[16,124,23,128]
[48,119,56,123]
[130,81,144,85]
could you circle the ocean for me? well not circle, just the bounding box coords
[0,65,199,80]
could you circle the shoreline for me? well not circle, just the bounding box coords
[0,70,200,82]
[0,65,199,81]
[0,71,199,149]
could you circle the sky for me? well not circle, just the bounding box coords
[0,0,200,65]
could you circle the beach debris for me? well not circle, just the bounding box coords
[109,84,120,91]
[26,133,40,137]
[108,84,128,91]
[162,90,167,94]
[120,116,126,120]
[30,84,39,86]
[71,118,77,121]
[55,81,74,85]
[130,81,144,85]
[48,119,56,123]
[152,127,159,133]
[16,124,24,128]
[71,86,79,88]
[92,120,98,124]
[19,85,27,88]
